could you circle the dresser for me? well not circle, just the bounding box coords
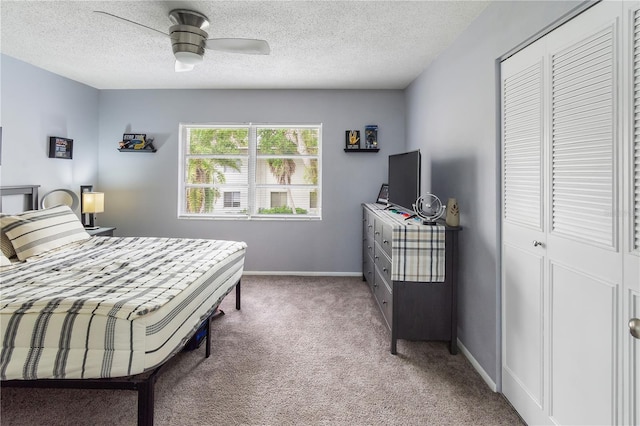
[362,203,460,354]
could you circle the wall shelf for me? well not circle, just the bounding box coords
[344,148,379,153]
[118,147,157,153]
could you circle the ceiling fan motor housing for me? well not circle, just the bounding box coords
[169,10,210,65]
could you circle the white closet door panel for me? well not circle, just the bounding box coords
[551,25,616,247]
[503,244,544,405]
[549,263,618,426]
[503,61,543,230]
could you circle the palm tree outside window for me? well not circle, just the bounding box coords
[178,123,321,219]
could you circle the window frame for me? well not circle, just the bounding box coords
[178,123,322,220]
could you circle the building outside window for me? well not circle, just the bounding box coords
[178,123,321,219]
[270,191,288,208]
[224,191,241,208]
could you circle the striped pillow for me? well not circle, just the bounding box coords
[1,205,90,261]
[0,214,18,258]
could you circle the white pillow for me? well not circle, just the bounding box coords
[1,205,90,261]
[0,253,12,267]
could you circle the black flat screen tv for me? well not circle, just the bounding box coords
[388,150,421,211]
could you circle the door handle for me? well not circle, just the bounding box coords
[630,318,640,339]
[533,240,544,247]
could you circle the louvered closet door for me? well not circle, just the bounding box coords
[545,5,624,425]
[501,36,548,426]
[625,3,640,425]
[501,2,631,425]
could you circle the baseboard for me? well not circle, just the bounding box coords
[243,271,362,277]
[457,338,498,392]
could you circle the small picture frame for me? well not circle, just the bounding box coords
[48,136,73,159]
[345,130,360,150]
[365,125,378,149]
[376,183,389,205]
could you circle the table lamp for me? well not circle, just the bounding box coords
[82,192,104,229]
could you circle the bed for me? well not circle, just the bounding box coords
[0,185,246,425]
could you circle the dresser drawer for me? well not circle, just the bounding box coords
[363,209,375,242]
[374,220,392,258]
[374,247,392,284]
[362,245,375,289]
[374,267,393,329]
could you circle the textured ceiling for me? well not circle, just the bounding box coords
[0,1,489,90]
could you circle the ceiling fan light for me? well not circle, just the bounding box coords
[175,61,195,72]
[174,51,203,65]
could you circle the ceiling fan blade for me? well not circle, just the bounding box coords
[175,61,195,72]
[93,11,169,38]
[205,38,270,55]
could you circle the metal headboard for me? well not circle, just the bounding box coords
[0,185,40,211]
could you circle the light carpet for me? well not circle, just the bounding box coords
[0,275,523,425]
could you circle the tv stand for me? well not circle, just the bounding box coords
[362,203,460,354]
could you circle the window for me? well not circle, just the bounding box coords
[270,191,287,208]
[224,191,241,208]
[179,123,321,219]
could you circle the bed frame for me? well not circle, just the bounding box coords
[0,185,242,426]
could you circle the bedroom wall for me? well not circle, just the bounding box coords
[405,1,584,386]
[97,89,405,274]
[0,55,99,212]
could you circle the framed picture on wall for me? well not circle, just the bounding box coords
[345,130,360,149]
[48,136,73,159]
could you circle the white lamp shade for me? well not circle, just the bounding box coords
[82,192,104,214]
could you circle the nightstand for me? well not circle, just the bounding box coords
[86,226,116,237]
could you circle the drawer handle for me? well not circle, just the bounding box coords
[375,231,380,235]
[375,256,379,260]
[383,240,389,244]
[383,268,388,273]
[382,300,387,305]
[368,225,373,228]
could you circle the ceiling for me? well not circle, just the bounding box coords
[0,1,489,90]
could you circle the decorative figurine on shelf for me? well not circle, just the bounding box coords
[445,198,460,227]
[118,137,156,152]
[132,139,146,149]
[365,125,378,149]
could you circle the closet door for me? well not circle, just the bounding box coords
[501,37,548,426]
[501,2,631,424]
[625,3,640,425]
[544,5,623,424]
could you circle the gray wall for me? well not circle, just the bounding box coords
[405,1,583,385]
[98,89,405,273]
[1,0,589,388]
[0,55,99,212]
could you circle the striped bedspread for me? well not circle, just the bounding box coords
[0,237,246,380]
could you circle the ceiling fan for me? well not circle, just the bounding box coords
[94,9,271,72]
